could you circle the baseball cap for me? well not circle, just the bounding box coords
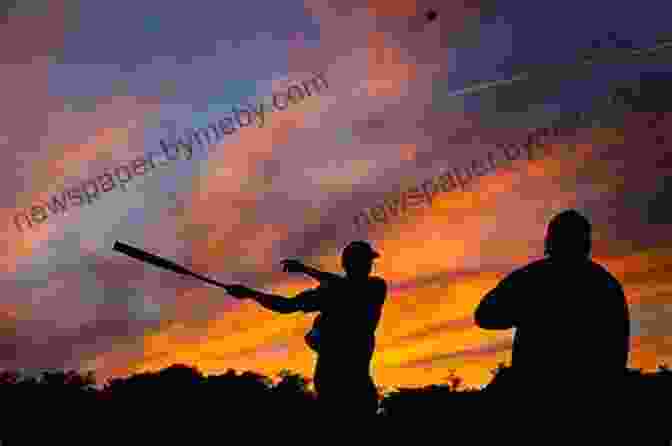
[343,240,380,259]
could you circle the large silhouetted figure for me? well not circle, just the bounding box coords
[226,240,387,422]
[474,209,630,433]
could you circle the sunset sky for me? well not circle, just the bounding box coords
[1,0,671,390]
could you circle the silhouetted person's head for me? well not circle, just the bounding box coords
[341,241,380,279]
[544,210,592,260]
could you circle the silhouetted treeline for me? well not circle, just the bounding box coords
[382,363,671,439]
[1,363,670,441]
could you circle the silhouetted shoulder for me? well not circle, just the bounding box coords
[499,258,548,283]
[588,260,625,290]
[293,287,324,313]
[522,257,553,271]
[588,259,616,275]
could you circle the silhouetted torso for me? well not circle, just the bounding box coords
[311,276,385,378]
[478,257,630,390]
[296,275,386,415]
[514,258,628,379]
[477,256,631,434]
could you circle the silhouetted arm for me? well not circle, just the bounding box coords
[251,288,323,314]
[302,265,344,286]
[474,271,522,329]
[281,259,343,285]
[251,292,301,314]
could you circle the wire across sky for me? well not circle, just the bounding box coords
[445,40,672,98]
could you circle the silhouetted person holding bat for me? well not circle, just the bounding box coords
[474,209,630,434]
[226,241,387,422]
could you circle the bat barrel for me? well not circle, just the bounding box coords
[113,240,235,291]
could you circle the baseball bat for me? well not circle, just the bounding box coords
[113,240,236,290]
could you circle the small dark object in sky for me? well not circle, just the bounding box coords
[425,10,437,22]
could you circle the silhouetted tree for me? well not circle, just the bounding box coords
[0,369,20,385]
[444,369,463,391]
[274,369,310,393]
